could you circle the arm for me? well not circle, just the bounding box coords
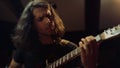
[8,49,25,68]
[79,36,99,68]
[8,59,24,68]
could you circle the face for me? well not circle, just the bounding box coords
[33,7,55,36]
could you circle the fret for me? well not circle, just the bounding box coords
[71,51,73,57]
[57,58,61,67]
[64,55,68,61]
[66,53,69,60]
[50,65,52,68]
[56,61,58,67]
[77,48,81,54]
[57,59,60,67]
[72,48,78,56]
[69,52,72,59]
[62,56,65,63]
[53,62,55,68]
[59,58,61,65]
[48,63,52,68]
[75,48,79,55]
[75,48,78,55]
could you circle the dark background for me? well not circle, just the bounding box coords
[0,0,120,68]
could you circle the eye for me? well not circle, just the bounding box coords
[38,17,44,22]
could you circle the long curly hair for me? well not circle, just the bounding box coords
[12,0,65,50]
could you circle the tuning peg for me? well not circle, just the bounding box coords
[118,24,120,28]
[114,26,118,30]
[105,28,110,34]
[115,24,120,29]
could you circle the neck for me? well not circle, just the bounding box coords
[39,35,54,45]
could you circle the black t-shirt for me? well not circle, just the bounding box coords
[13,41,82,68]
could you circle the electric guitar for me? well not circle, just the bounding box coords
[46,24,120,68]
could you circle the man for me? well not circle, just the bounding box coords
[9,0,98,68]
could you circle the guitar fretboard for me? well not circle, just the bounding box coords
[46,24,120,68]
[46,47,81,68]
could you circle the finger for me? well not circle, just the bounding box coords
[85,36,96,54]
[81,38,88,50]
[88,36,98,53]
[79,41,86,56]
[85,36,93,54]
[79,42,86,61]
[86,36,98,56]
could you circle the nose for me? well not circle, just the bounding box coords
[44,17,51,23]
[44,17,52,27]
[45,17,55,29]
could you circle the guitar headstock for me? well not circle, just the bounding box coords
[99,24,120,41]
[95,24,120,42]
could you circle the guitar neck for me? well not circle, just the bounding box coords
[46,24,120,68]
[46,35,102,68]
